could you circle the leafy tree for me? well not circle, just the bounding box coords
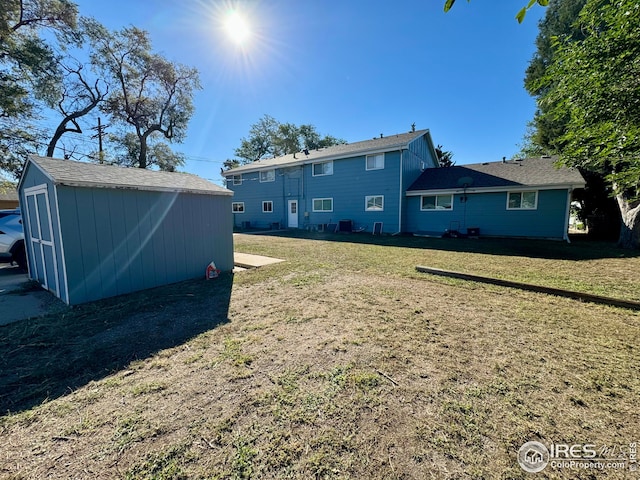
[230,115,346,167]
[534,0,640,248]
[443,0,549,22]
[87,22,200,170]
[0,0,79,177]
[110,132,185,171]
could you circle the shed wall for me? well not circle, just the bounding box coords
[56,186,233,304]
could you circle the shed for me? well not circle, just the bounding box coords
[17,156,234,305]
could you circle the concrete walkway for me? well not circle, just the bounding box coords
[234,252,285,269]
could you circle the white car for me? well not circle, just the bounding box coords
[0,209,26,269]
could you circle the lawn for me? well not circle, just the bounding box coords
[1,232,639,479]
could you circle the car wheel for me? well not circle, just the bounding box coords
[13,241,27,271]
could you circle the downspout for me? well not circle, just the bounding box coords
[563,188,572,243]
[396,149,403,234]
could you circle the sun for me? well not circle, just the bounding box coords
[224,9,251,46]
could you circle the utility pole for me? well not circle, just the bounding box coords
[91,117,107,163]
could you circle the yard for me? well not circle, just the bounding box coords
[1,232,639,479]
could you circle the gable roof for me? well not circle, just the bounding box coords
[21,156,232,196]
[226,129,435,175]
[407,156,585,195]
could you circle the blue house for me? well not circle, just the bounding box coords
[224,129,440,234]
[406,156,585,240]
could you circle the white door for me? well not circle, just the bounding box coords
[24,186,59,296]
[288,200,298,228]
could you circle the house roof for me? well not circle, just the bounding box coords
[407,156,585,194]
[226,129,434,175]
[24,156,232,196]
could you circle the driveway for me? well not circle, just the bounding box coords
[0,263,62,326]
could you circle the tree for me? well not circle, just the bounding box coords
[230,115,346,167]
[534,0,640,248]
[435,144,455,167]
[443,0,550,22]
[110,132,185,171]
[0,0,79,177]
[88,22,200,170]
[523,0,587,152]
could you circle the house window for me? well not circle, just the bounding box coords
[312,161,333,176]
[232,175,242,186]
[260,169,275,183]
[421,194,453,211]
[366,154,384,170]
[262,201,273,213]
[312,198,333,212]
[507,191,538,210]
[232,202,245,213]
[365,195,384,211]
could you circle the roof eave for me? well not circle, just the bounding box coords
[406,182,586,196]
[55,180,234,196]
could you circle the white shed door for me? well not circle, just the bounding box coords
[24,186,59,296]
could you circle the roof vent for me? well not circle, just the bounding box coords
[380,133,384,138]
[515,158,524,162]
[303,149,309,156]
[502,156,506,163]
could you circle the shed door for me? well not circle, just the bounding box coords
[24,186,59,296]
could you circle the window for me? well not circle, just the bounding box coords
[366,153,384,170]
[232,202,245,213]
[260,169,275,183]
[421,194,453,211]
[232,175,242,186]
[312,198,333,212]
[312,161,333,176]
[262,201,273,213]
[365,195,384,211]
[507,191,538,210]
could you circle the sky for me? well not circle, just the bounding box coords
[59,0,546,183]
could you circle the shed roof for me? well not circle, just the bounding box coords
[226,129,434,174]
[407,156,585,194]
[24,156,232,196]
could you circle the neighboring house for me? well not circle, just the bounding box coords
[18,156,234,305]
[224,129,440,234]
[0,182,19,209]
[406,156,586,241]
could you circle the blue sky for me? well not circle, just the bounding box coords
[68,0,545,182]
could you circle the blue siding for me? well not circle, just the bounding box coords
[228,171,286,229]
[55,186,233,305]
[406,189,570,239]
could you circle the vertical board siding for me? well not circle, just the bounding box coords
[406,189,570,239]
[57,186,232,305]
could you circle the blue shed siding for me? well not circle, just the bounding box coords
[55,186,234,305]
[406,189,570,239]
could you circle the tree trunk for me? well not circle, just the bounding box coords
[616,193,640,249]
[138,133,147,169]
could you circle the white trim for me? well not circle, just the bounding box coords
[563,189,572,243]
[52,184,69,304]
[262,200,273,213]
[506,190,538,210]
[420,194,454,211]
[365,195,384,212]
[407,183,584,197]
[365,153,385,171]
[259,169,275,183]
[23,185,60,296]
[312,161,333,177]
[232,202,245,213]
[312,197,333,212]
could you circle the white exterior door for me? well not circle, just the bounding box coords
[23,186,59,296]
[288,200,298,228]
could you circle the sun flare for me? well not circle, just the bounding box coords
[224,10,251,45]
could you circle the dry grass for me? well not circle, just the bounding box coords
[0,233,639,479]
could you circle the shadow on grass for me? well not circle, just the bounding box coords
[251,230,639,261]
[0,273,233,415]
